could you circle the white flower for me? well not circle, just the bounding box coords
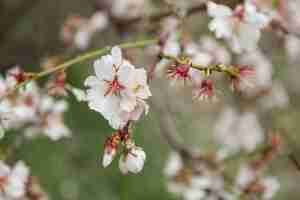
[111,0,146,20]
[155,33,181,78]
[285,35,300,63]
[0,161,29,199]
[183,188,205,200]
[164,152,183,178]
[14,82,41,123]
[261,177,280,199]
[238,50,273,96]
[119,147,146,174]
[235,165,256,189]
[214,107,264,154]
[74,30,92,50]
[62,12,109,50]
[25,96,70,141]
[207,1,270,53]
[85,46,151,129]
[259,81,289,110]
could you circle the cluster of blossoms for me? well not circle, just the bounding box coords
[61,12,109,50]
[102,127,146,174]
[0,67,71,140]
[61,0,149,50]
[207,0,271,53]
[214,108,264,155]
[1,0,298,198]
[0,161,48,200]
[84,46,150,173]
[164,134,281,200]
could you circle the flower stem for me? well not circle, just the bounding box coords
[15,38,158,91]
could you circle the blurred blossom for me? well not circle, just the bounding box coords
[259,81,289,110]
[238,50,273,96]
[207,1,270,53]
[0,67,70,141]
[214,107,264,154]
[163,152,183,177]
[111,0,146,20]
[0,161,29,199]
[285,35,300,63]
[25,96,71,141]
[155,33,181,78]
[164,152,234,200]
[61,12,109,50]
[230,65,256,92]
[235,165,280,199]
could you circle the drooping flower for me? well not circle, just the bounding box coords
[85,46,151,129]
[207,1,270,53]
[119,146,146,174]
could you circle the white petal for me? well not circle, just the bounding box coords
[94,55,114,81]
[117,61,135,86]
[84,76,100,87]
[125,147,146,174]
[207,1,233,18]
[111,46,123,67]
[102,151,115,168]
[119,155,129,174]
[209,18,233,39]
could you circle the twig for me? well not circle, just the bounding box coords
[11,38,158,92]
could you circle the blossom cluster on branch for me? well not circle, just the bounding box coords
[1,0,299,199]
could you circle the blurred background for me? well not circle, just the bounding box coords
[1,0,300,200]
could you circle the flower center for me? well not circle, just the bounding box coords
[104,77,125,96]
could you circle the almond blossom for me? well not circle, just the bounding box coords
[111,0,146,20]
[235,165,280,199]
[164,152,233,200]
[214,107,264,154]
[25,96,70,141]
[61,12,109,50]
[119,146,146,174]
[85,46,151,130]
[207,1,270,53]
[0,161,29,199]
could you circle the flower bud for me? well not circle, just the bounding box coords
[102,135,120,168]
[119,147,146,174]
[102,146,117,168]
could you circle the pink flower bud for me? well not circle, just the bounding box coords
[102,135,120,168]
